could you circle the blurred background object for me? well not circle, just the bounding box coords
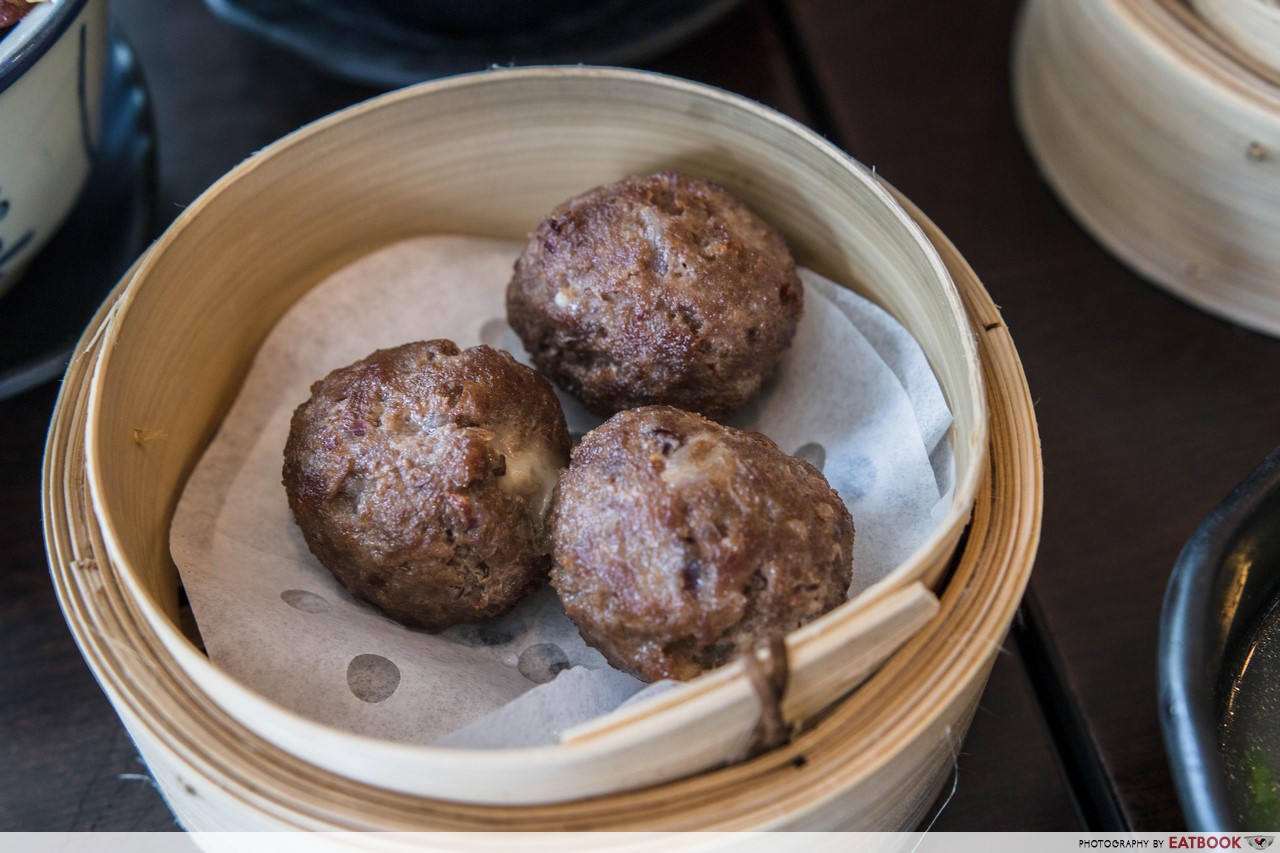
[0,0,156,400]
[0,33,154,398]
[0,14,154,399]
[0,0,107,298]
[1014,0,1280,337]
[1,1,44,32]
[204,0,746,86]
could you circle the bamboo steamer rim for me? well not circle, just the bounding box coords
[70,65,989,802]
[1110,0,1280,112]
[43,190,1042,831]
[1183,0,1280,90]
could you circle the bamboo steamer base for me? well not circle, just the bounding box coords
[44,191,1040,834]
[1015,0,1280,336]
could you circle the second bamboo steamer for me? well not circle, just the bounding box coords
[1015,0,1280,336]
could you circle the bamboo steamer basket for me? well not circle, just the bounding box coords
[83,67,987,804]
[44,67,1042,831]
[1014,0,1280,336]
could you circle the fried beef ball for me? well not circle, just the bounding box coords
[282,340,570,630]
[506,171,803,419]
[549,406,853,681]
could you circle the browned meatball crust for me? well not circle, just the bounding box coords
[282,340,570,630]
[506,171,803,419]
[550,406,853,681]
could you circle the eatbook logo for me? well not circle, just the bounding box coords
[1247,838,1274,850]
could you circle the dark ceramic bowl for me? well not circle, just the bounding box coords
[1160,446,1280,830]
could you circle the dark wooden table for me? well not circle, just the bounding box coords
[8,0,1273,831]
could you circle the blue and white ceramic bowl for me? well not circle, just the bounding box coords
[0,0,108,297]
